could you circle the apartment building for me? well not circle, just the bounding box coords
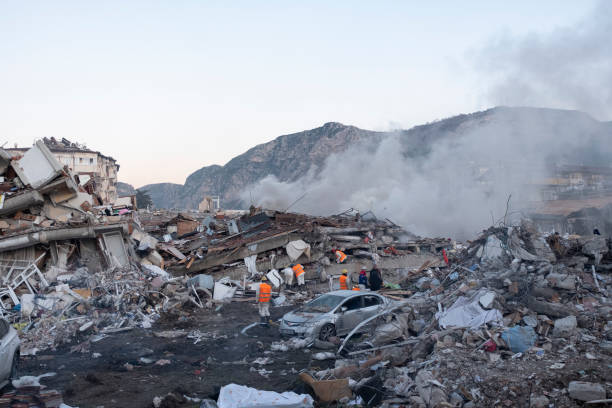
[8,137,120,204]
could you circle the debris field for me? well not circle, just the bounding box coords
[0,142,609,407]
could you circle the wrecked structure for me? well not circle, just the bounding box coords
[0,141,609,407]
[8,137,120,204]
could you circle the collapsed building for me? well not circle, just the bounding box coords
[7,137,120,205]
[0,141,610,407]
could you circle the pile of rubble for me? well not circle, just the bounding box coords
[284,220,611,407]
[0,143,443,357]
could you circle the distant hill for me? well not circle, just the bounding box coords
[140,122,384,209]
[140,107,612,210]
[117,182,136,197]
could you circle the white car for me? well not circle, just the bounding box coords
[280,290,391,341]
[0,318,20,388]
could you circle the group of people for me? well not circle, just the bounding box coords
[256,263,305,326]
[338,267,382,291]
[256,248,385,325]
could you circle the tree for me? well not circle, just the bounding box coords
[136,189,153,209]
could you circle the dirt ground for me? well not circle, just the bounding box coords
[18,302,330,408]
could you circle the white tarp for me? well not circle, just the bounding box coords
[244,255,258,277]
[217,384,313,408]
[436,290,503,329]
[285,240,311,262]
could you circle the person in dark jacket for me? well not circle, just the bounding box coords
[369,267,382,291]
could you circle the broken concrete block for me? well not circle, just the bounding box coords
[552,315,577,338]
[568,381,605,402]
[546,273,575,290]
[146,250,163,267]
[530,395,549,408]
[415,369,447,407]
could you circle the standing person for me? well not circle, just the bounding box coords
[333,249,347,264]
[358,268,368,289]
[292,263,305,287]
[257,276,271,326]
[339,269,349,290]
[369,267,383,291]
[282,265,294,287]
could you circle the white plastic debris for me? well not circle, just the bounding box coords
[217,383,313,408]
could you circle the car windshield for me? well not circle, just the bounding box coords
[301,294,345,313]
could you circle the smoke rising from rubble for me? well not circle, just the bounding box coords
[476,1,612,120]
[243,109,608,240]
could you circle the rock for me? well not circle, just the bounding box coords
[530,395,549,408]
[546,273,575,290]
[552,315,577,338]
[479,291,496,309]
[409,395,426,408]
[449,391,464,407]
[464,402,476,408]
[599,340,612,354]
[415,370,447,407]
[568,381,606,402]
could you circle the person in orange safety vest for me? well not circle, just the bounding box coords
[334,249,347,264]
[339,269,349,290]
[257,276,272,325]
[292,264,305,287]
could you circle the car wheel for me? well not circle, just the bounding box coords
[9,352,18,381]
[319,323,336,341]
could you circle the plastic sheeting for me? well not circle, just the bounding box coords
[244,255,258,277]
[285,240,311,262]
[217,384,313,408]
[501,325,537,353]
[436,290,503,329]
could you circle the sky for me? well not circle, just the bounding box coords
[0,1,600,188]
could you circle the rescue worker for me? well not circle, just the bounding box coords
[292,263,305,287]
[339,269,349,290]
[257,276,271,326]
[282,265,294,287]
[334,249,347,264]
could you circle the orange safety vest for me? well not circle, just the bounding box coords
[336,251,347,263]
[292,264,304,277]
[352,287,360,291]
[339,275,348,290]
[259,283,271,303]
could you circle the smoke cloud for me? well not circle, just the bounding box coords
[242,2,612,239]
[244,108,607,239]
[476,1,612,120]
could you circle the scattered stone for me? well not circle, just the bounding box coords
[568,381,606,402]
[552,315,577,338]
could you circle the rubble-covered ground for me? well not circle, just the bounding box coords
[0,141,610,407]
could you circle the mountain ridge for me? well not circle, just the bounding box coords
[140,106,611,209]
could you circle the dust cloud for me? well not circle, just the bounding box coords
[476,1,612,120]
[242,2,612,240]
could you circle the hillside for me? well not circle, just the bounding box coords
[140,122,385,208]
[140,107,612,210]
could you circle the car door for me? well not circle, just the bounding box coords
[335,296,364,335]
[360,295,384,320]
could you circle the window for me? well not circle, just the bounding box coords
[364,295,382,308]
[79,158,83,164]
[89,158,94,165]
[340,296,363,311]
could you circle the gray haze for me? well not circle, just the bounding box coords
[243,3,612,239]
[476,0,612,120]
[244,108,610,239]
